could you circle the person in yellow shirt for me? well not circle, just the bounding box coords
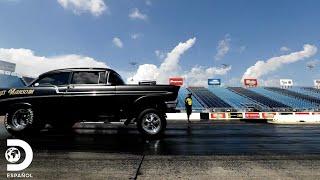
[185,93,193,126]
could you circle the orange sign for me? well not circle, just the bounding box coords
[211,113,226,119]
[169,77,183,86]
[244,79,258,87]
[262,112,276,119]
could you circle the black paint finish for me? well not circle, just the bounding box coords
[0,68,180,124]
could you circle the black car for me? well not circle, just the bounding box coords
[0,68,180,137]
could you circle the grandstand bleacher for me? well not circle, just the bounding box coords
[188,87,232,109]
[227,87,290,109]
[208,87,268,111]
[265,87,320,106]
[251,87,316,109]
[0,73,25,88]
[289,87,320,99]
[176,86,320,112]
[303,87,320,94]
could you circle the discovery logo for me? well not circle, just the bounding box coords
[5,139,33,178]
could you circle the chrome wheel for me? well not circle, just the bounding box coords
[10,109,33,131]
[141,113,162,135]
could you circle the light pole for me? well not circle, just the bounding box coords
[129,61,138,82]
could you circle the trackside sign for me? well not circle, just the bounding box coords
[169,77,183,86]
[280,79,293,87]
[244,79,258,87]
[245,112,260,119]
[208,79,221,85]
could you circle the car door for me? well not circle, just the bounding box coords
[30,71,71,118]
[64,70,116,120]
[107,71,134,119]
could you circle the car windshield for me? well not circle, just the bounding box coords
[32,72,70,87]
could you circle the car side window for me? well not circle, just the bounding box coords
[99,72,107,84]
[108,72,125,85]
[34,72,70,86]
[72,71,106,84]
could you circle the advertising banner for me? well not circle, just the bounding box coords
[295,112,310,115]
[169,77,183,86]
[280,112,293,115]
[208,79,221,85]
[244,79,258,87]
[210,112,226,119]
[0,60,16,72]
[280,79,293,86]
[229,112,243,119]
[262,112,276,119]
[245,112,260,119]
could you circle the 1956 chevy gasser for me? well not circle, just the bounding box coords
[0,68,180,137]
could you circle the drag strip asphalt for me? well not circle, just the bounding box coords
[1,117,320,179]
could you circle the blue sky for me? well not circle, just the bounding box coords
[0,0,319,86]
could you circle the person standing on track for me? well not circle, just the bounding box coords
[185,93,193,127]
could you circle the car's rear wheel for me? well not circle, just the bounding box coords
[4,106,43,136]
[137,108,166,138]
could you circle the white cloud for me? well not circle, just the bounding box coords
[215,34,231,60]
[280,46,290,52]
[128,37,231,86]
[0,48,107,77]
[127,64,159,84]
[158,38,196,77]
[155,50,165,59]
[226,77,241,86]
[242,44,317,82]
[260,78,280,87]
[131,33,143,40]
[57,0,107,16]
[129,8,148,20]
[128,38,196,84]
[183,66,231,86]
[112,37,123,48]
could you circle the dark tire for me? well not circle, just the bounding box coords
[4,106,44,136]
[136,108,166,138]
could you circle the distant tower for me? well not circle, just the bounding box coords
[129,61,138,82]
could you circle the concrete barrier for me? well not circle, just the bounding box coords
[166,113,201,121]
[269,114,320,124]
[167,112,320,122]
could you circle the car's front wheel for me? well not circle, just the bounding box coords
[136,108,166,138]
[4,106,43,136]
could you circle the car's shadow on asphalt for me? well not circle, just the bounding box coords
[3,121,320,156]
[1,124,177,155]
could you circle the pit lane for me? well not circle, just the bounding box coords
[1,117,320,179]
